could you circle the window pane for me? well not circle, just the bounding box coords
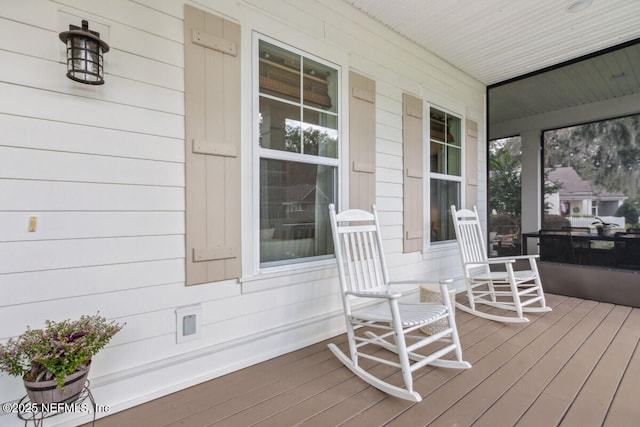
[259,97,301,153]
[447,115,461,147]
[303,57,337,113]
[302,109,338,158]
[260,158,336,265]
[259,41,300,103]
[430,141,445,174]
[430,111,446,142]
[447,145,461,176]
[430,179,460,242]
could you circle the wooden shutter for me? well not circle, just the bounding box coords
[184,5,240,285]
[402,93,423,253]
[349,71,376,210]
[465,118,479,209]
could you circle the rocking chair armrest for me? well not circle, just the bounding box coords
[471,259,515,266]
[491,254,539,262]
[389,278,454,286]
[345,290,400,299]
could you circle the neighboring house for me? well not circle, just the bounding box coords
[545,167,626,216]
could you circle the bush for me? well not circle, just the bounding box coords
[543,214,571,230]
[615,201,639,226]
[489,213,519,234]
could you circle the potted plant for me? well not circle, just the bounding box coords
[592,217,615,236]
[0,313,123,404]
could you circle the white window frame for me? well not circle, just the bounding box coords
[251,33,342,273]
[426,103,464,246]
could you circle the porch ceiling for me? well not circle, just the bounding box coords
[344,0,640,85]
[344,0,640,123]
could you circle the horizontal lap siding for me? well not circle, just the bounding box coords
[0,236,184,275]
[0,114,183,162]
[0,0,484,423]
[1,180,183,211]
[0,50,184,116]
[0,259,186,307]
[0,212,184,242]
[0,0,190,415]
[0,146,183,186]
[0,83,183,138]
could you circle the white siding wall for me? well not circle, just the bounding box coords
[0,0,485,424]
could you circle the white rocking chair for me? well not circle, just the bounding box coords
[450,205,551,323]
[328,204,470,402]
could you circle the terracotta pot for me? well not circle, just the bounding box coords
[23,363,90,405]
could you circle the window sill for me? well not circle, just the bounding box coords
[240,258,337,293]
[423,240,458,256]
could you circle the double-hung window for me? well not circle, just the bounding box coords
[257,38,340,266]
[429,107,462,242]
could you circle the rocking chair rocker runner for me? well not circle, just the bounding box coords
[450,206,551,323]
[328,204,470,402]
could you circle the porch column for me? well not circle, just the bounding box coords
[521,129,541,254]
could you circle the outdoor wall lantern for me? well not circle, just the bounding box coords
[59,20,110,85]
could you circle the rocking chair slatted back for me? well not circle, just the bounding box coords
[329,204,389,296]
[452,207,488,265]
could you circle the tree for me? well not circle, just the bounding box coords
[543,169,561,214]
[490,137,561,233]
[489,138,522,216]
[544,115,640,198]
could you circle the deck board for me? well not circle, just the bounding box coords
[602,308,640,427]
[499,301,612,427]
[433,300,608,426]
[516,304,629,426]
[386,297,581,426]
[167,342,347,425]
[87,294,640,427]
[474,301,611,426]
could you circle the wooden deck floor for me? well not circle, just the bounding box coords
[90,293,640,426]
